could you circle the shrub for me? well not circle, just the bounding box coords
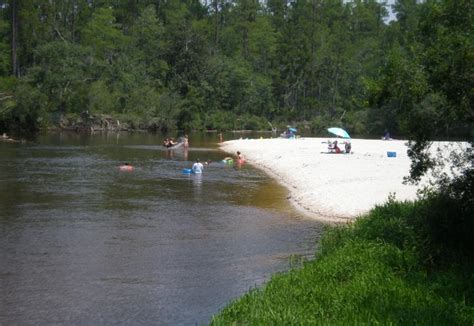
[211,180,474,324]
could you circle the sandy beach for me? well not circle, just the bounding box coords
[220,137,466,223]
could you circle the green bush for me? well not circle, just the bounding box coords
[211,175,474,324]
[240,114,268,130]
[203,111,235,131]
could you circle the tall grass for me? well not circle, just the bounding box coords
[210,175,474,324]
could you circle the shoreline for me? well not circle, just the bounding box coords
[245,156,351,224]
[220,137,466,223]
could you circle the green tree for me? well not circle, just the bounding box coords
[369,0,472,182]
[161,0,208,95]
[29,41,93,115]
[0,13,10,75]
[131,5,168,84]
[81,7,127,63]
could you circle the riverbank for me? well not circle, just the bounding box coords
[211,194,474,324]
[220,137,465,223]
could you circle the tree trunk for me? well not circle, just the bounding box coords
[71,0,76,42]
[11,0,19,77]
[213,0,219,46]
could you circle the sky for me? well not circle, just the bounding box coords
[344,0,397,23]
[383,0,397,23]
[2,0,400,23]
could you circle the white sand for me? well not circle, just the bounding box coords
[220,137,467,223]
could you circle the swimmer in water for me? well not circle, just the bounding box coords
[119,163,134,171]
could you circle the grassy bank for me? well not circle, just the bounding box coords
[211,183,474,324]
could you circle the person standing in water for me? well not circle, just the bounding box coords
[223,151,245,164]
[236,151,245,162]
[192,158,204,174]
[183,135,189,148]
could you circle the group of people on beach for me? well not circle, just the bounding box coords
[326,129,393,154]
[328,140,351,154]
[121,127,393,172]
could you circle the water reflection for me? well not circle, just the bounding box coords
[0,132,322,325]
[192,173,203,197]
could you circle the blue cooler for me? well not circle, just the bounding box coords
[387,151,397,158]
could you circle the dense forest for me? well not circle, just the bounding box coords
[0,0,472,138]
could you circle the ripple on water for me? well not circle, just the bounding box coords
[0,132,322,325]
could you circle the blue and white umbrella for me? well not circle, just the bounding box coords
[327,127,350,139]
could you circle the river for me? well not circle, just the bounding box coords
[0,131,322,325]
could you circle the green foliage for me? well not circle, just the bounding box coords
[368,0,473,182]
[0,76,15,92]
[81,7,127,62]
[0,18,10,75]
[29,41,92,115]
[88,80,115,114]
[0,0,470,140]
[0,2,471,322]
[7,81,48,131]
[203,110,234,131]
[0,77,16,131]
[211,181,474,324]
[131,5,168,83]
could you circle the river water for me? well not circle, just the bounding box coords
[0,132,322,325]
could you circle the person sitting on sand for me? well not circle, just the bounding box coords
[328,140,342,153]
[382,130,392,141]
[334,141,342,154]
[344,141,352,154]
[327,140,334,149]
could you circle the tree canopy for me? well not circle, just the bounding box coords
[0,0,471,143]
